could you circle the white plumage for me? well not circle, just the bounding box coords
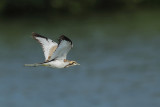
[32,33,58,61]
[25,32,79,68]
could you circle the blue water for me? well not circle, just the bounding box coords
[0,10,160,107]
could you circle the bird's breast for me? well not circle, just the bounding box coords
[48,60,69,68]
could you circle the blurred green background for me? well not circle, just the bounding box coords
[0,0,160,16]
[0,0,160,107]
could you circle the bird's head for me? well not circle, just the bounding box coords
[65,61,80,68]
[70,61,80,66]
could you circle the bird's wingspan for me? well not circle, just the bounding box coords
[32,32,58,62]
[51,35,73,60]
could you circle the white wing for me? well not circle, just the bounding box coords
[32,32,58,62]
[51,35,73,60]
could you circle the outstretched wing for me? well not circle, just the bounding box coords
[32,32,58,62]
[51,35,73,60]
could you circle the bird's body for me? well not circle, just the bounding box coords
[25,32,79,68]
[25,60,69,68]
[46,60,69,68]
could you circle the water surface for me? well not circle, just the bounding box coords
[0,10,160,107]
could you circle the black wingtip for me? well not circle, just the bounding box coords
[32,32,48,40]
[58,35,72,45]
[32,32,41,37]
[32,32,39,37]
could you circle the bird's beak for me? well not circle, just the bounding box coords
[76,63,80,65]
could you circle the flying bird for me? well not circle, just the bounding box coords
[25,32,80,68]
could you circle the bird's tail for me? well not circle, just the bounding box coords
[24,63,43,67]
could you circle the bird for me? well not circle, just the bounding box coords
[24,32,80,68]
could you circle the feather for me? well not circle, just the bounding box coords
[51,35,73,60]
[32,32,58,62]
